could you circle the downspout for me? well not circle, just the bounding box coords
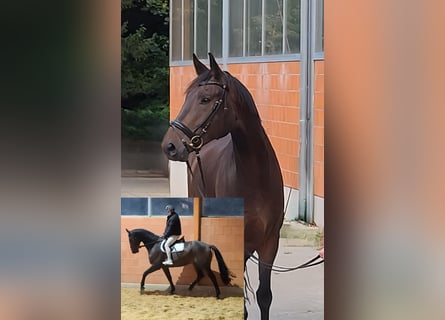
[306,0,316,224]
[298,0,314,223]
[222,0,229,70]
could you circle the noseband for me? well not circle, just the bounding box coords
[169,82,227,195]
[170,82,227,153]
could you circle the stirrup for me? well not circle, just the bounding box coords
[163,259,173,265]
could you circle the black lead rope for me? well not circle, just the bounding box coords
[249,254,324,273]
[185,158,207,198]
[195,153,206,191]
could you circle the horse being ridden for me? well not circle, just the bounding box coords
[161,53,284,319]
[126,228,232,299]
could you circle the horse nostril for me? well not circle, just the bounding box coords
[166,142,178,157]
[167,143,176,152]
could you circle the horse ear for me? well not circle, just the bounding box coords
[126,228,130,234]
[208,52,224,80]
[193,53,209,75]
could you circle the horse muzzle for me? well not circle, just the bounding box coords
[161,134,190,162]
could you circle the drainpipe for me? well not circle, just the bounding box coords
[222,0,229,70]
[299,0,314,223]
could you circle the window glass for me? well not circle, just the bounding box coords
[195,0,208,58]
[171,0,182,60]
[314,0,324,53]
[209,0,223,58]
[121,198,194,216]
[246,0,262,56]
[202,198,244,216]
[183,0,194,60]
[229,0,244,57]
[285,0,300,53]
[150,198,194,216]
[265,0,283,55]
[121,198,148,216]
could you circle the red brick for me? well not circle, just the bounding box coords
[314,61,324,75]
[285,61,300,74]
[266,62,284,75]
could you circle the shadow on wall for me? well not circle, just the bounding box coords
[122,140,169,176]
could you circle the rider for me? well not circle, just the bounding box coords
[162,205,182,265]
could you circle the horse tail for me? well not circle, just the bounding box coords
[210,245,232,285]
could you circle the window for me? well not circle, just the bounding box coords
[121,198,194,216]
[202,198,244,217]
[246,0,262,56]
[265,0,283,55]
[171,0,182,61]
[228,0,243,57]
[171,0,222,61]
[121,197,243,217]
[314,0,324,53]
[121,198,148,216]
[170,0,322,62]
[195,0,208,58]
[209,0,223,58]
[285,0,301,54]
[183,0,194,60]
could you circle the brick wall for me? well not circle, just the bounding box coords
[227,62,301,190]
[314,61,325,197]
[169,60,324,197]
[121,216,244,287]
[200,217,244,286]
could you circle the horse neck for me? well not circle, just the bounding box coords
[231,118,272,163]
[139,230,160,248]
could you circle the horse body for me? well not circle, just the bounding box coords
[162,53,284,319]
[126,228,231,299]
[188,125,284,255]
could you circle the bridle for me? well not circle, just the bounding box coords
[170,81,227,153]
[169,81,227,193]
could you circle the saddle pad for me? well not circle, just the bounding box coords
[160,240,185,253]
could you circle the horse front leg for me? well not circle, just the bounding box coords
[161,266,175,294]
[256,238,279,320]
[140,265,161,294]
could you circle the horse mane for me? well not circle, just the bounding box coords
[186,70,262,124]
[132,228,160,239]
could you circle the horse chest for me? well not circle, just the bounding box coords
[189,136,242,197]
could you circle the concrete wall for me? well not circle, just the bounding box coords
[121,216,244,287]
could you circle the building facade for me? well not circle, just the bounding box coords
[168,0,324,226]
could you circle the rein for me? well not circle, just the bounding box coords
[138,238,163,249]
[169,82,227,195]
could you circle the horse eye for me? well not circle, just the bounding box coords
[200,97,210,104]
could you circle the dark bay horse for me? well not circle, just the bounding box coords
[161,53,284,319]
[126,228,231,299]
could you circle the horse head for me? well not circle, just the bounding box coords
[126,228,140,253]
[162,53,238,161]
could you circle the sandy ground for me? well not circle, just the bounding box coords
[121,287,244,320]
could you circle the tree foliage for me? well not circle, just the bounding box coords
[121,0,169,140]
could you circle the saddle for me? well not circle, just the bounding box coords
[160,236,185,253]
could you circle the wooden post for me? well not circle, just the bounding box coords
[193,197,202,240]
